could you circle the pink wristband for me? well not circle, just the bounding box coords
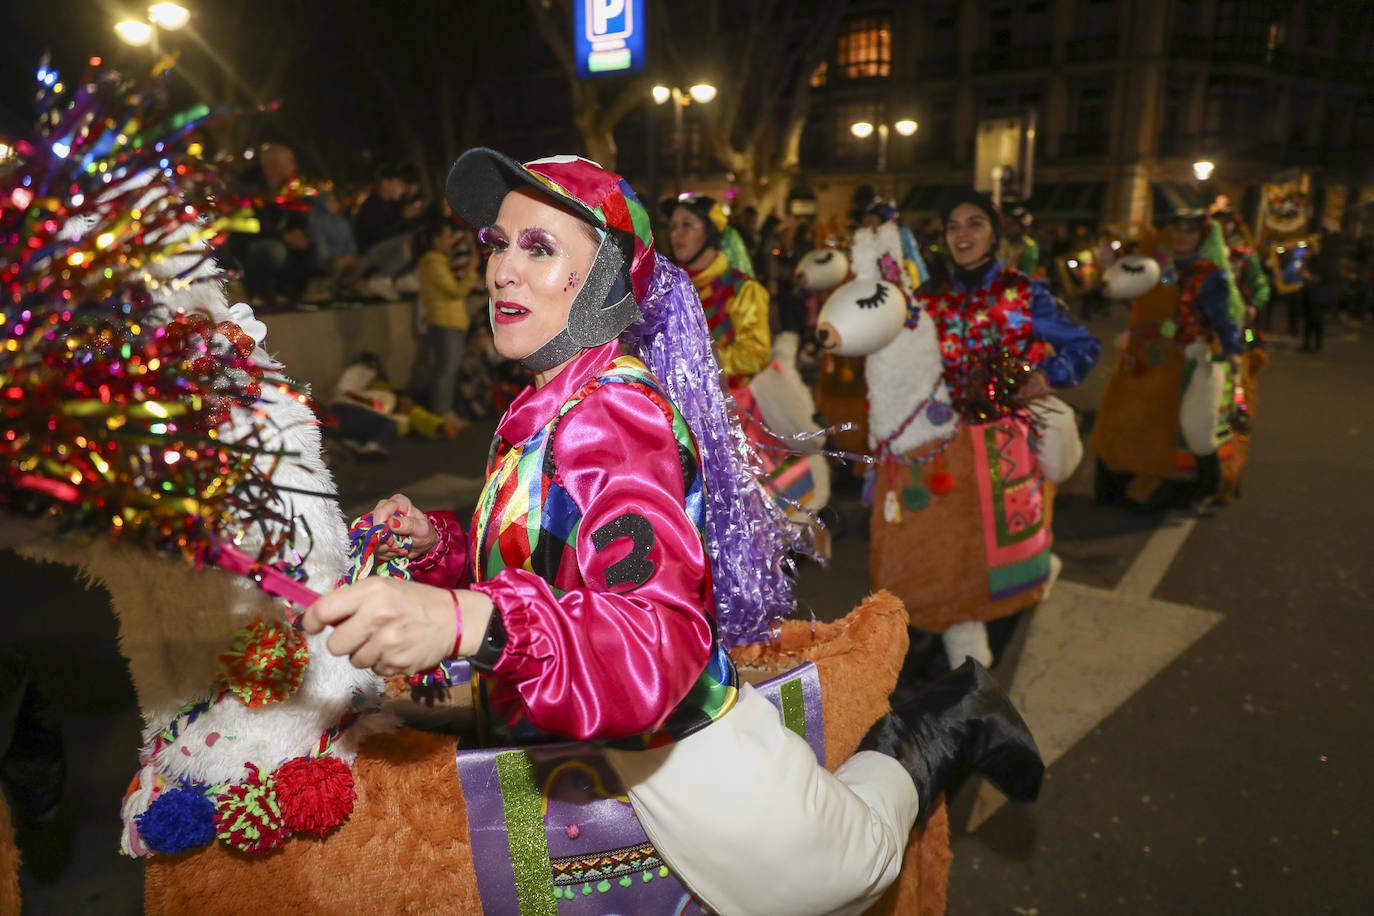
[449,590,464,658]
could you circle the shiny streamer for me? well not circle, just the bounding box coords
[1,57,318,580]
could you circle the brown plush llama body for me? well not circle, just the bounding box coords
[143,592,949,916]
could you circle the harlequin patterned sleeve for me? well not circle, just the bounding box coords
[467,376,715,743]
[1028,279,1101,389]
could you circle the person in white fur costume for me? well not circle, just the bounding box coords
[817,189,1098,670]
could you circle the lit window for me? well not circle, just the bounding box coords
[837,15,893,79]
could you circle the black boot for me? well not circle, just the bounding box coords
[1190,451,1222,506]
[1093,458,1125,507]
[859,659,1044,824]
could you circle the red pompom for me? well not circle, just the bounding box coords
[928,470,957,496]
[272,756,356,837]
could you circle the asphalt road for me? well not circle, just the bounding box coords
[5,306,1371,915]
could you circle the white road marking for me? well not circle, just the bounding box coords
[967,511,1222,830]
[1115,512,1200,599]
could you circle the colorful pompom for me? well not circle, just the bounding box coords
[901,483,931,511]
[213,763,288,853]
[273,756,356,837]
[928,471,957,496]
[135,785,218,854]
[218,617,310,707]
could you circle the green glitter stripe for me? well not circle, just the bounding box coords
[494,750,558,915]
[779,679,806,741]
[987,549,1051,595]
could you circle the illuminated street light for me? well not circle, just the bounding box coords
[688,83,717,104]
[148,2,190,29]
[849,117,917,173]
[114,19,155,46]
[653,82,717,194]
[1193,159,1216,181]
[116,4,190,53]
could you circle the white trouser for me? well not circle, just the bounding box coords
[604,684,920,916]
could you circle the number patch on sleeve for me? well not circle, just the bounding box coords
[590,513,656,590]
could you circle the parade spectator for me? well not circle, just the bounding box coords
[417,215,481,419]
[326,352,403,460]
[303,148,1042,916]
[353,163,427,300]
[998,204,1040,277]
[228,143,314,308]
[307,186,366,298]
[452,322,521,420]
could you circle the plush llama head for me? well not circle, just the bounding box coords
[795,247,850,293]
[815,223,913,358]
[1103,253,1162,300]
[0,61,386,859]
[815,223,956,455]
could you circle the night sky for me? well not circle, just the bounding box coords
[4,2,586,192]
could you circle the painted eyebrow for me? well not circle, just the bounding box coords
[516,226,560,249]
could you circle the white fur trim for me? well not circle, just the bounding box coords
[1179,341,1224,455]
[942,620,993,669]
[1030,395,1083,484]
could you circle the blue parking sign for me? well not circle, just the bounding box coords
[574,0,645,78]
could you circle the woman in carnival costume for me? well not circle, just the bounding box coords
[867,189,1098,668]
[662,192,824,521]
[304,150,1043,915]
[1092,203,1245,512]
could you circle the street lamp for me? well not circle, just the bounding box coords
[850,118,917,174]
[1193,159,1216,182]
[115,2,189,54]
[653,82,717,195]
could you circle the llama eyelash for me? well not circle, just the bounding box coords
[855,284,889,310]
[1121,262,1146,274]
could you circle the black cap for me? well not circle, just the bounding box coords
[446,148,602,233]
[937,188,1002,228]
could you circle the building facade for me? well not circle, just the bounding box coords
[796,0,1374,234]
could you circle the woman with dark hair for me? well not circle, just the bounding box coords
[303,151,1042,915]
[869,189,1098,668]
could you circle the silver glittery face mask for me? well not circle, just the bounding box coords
[500,233,639,373]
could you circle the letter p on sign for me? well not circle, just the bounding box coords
[590,0,629,39]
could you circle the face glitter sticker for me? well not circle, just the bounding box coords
[564,270,581,292]
[590,513,656,590]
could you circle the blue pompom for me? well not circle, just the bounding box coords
[136,785,217,854]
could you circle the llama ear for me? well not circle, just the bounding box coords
[226,301,269,349]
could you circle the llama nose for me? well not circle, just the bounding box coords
[816,323,839,350]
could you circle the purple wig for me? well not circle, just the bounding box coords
[621,254,807,647]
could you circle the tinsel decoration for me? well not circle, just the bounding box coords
[948,344,1036,424]
[217,616,310,707]
[213,763,288,854]
[273,756,356,837]
[0,57,315,572]
[135,784,218,854]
